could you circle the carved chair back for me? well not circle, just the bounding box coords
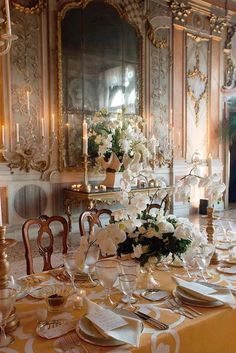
[22,215,69,275]
[146,194,170,215]
[79,208,113,239]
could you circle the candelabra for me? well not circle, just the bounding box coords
[0,0,18,56]
[80,153,91,192]
[206,207,219,264]
[149,135,173,169]
[1,111,56,177]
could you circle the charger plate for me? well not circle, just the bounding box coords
[76,309,143,347]
[174,286,223,308]
[216,265,236,275]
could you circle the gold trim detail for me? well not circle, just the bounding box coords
[146,21,168,49]
[170,1,192,24]
[209,14,227,34]
[11,0,46,14]
[223,26,236,89]
[187,35,208,127]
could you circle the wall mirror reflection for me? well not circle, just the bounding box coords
[58,1,142,170]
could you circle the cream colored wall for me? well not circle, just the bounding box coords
[0,0,232,237]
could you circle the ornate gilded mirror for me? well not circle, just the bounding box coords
[58,1,142,170]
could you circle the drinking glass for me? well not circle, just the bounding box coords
[195,244,215,281]
[95,259,119,307]
[119,274,137,310]
[119,260,140,303]
[181,249,199,279]
[0,288,16,347]
[83,244,100,287]
[63,252,79,291]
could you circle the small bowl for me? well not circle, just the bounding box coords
[43,284,72,312]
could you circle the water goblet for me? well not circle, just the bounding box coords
[0,288,16,347]
[119,274,137,310]
[181,249,199,279]
[63,252,79,291]
[119,260,140,304]
[95,259,119,307]
[195,244,215,281]
[83,244,100,287]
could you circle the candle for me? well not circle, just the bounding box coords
[82,120,88,155]
[27,90,30,115]
[41,118,45,138]
[0,193,2,227]
[5,0,11,35]
[1,125,5,145]
[16,123,20,143]
[51,113,55,133]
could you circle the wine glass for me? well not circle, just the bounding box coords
[195,244,215,281]
[181,249,199,279]
[63,252,78,291]
[119,260,140,303]
[119,274,137,310]
[95,259,119,307]
[0,288,16,347]
[83,244,100,287]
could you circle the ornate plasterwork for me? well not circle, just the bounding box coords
[170,0,192,24]
[223,26,236,89]
[150,28,170,143]
[11,0,46,14]
[10,9,42,140]
[209,14,227,34]
[187,34,208,127]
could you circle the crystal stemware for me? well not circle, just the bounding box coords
[119,274,137,310]
[95,259,119,307]
[63,252,78,291]
[119,260,140,303]
[195,244,215,281]
[0,288,16,347]
[83,244,100,287]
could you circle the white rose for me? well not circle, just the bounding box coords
[174,224,192,240]
[158,221,174,234]
[99,238,117,257]
[106,224,126,245]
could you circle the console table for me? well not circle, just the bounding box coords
[63,186,170,232]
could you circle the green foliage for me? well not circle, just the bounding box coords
[223,114,236,145]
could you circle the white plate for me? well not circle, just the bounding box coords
[215,243,233,250]
[174,287,223,308]
[140,290,169,301]
[76,309,143,347]
[216,265,236,275]
[225,258,236,265]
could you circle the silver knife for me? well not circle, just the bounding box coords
[134,311,169,330]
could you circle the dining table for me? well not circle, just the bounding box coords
[4,262,236,353]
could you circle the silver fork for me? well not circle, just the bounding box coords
[166,298,195,319]
[172,297,202,317]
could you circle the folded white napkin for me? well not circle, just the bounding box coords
[83,297,142,347]
[172,276,236,308]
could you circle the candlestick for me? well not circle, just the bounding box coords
[41,118,45,138]
[26,91,30,115]
[51,114,55,133]
[1,125,5,145]
[16,123,20,143]
[5,0,11,35]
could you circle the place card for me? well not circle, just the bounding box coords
[86,309,127,332]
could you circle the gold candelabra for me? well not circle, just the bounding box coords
[80,154,91,192]
[0,226,19,332]
[206,207,219,264]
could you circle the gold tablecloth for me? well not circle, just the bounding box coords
[5,266,236,353]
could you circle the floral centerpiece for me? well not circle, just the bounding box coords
[88,109,149,171]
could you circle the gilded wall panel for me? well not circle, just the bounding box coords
[150,28,170,142]
[186,34,209,161]
[10,9,42,141]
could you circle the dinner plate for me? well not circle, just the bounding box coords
[174,286,223,308]
[215,243,233,250]
[225,258,236,265]
[76,309,143,347]
[216,265,236,275]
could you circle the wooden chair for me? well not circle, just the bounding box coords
[79,208,112,239]
[22,215,69,275]
[146,194,170,215]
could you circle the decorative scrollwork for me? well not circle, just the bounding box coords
[187,36,208,127]
[170,0,192,24]
[209,14,227,34]
[11,0,46,14]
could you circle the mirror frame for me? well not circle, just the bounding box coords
[57,0,144,171]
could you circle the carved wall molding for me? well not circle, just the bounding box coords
[11,0,46,14]
[170,0,192,24]
[223,25,236,90]
[187,34,208,128]
[209,13,227,34]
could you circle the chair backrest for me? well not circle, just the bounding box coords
[22,215,69,275]
[146,194,170,215]
[79,208,112,238]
